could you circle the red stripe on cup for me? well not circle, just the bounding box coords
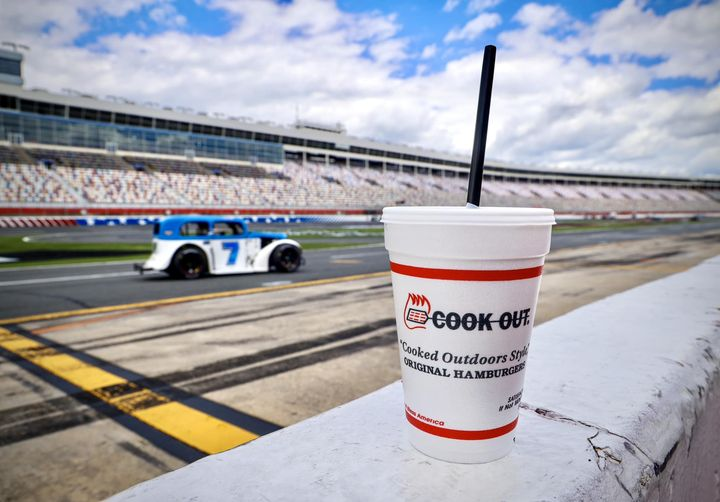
[390,262,543,281]
[406,412,518,440]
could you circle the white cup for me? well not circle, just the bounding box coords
[383,206,555,463]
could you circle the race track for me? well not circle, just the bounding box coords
[2,219,720,502]
[1,220,719,319]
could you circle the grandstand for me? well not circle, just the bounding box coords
[0,48,719,217]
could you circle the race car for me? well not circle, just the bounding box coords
[135,215,303,279]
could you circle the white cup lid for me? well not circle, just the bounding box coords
[382,206,555,225]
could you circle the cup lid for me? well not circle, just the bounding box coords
[381,206,555,225]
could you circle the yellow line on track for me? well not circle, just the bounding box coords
[0,327,257,454]
[0,271,390,325]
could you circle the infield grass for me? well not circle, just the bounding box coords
[0,236,151,268]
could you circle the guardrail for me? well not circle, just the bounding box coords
[109,256,720,501]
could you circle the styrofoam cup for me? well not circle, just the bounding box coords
[382,206,555,463]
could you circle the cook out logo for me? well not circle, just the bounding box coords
[404,293,431,330]
[402,291,532,332]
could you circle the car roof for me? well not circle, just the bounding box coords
[155,215,287,240]
[160,215,245,224]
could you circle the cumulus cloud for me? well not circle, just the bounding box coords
[149,2,187,28]
[444,13,502,43]
[443,0,461,13]
[420,44,437,59]
[467,0,502,14]
[0,0,164,45]
[513,2,572,31]
[589,0,720,82]
[3,0,719,177]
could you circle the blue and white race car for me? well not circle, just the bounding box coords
[135,215,303,279]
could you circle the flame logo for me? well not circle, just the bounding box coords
[403,293,431,330]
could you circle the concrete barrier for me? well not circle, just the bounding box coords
[110,256,720,501]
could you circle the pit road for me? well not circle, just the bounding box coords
[1,224,719,501]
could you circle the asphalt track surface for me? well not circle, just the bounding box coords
[1,220,719,319]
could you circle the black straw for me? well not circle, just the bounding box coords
[467,44,496,207]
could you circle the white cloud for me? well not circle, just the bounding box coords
[589,0,720,82]
[149,2,187,28]
[513,3,571,31]
[369,38,408,64]
[467,0,501,14]
[444,13,502,43]
[4,0,720,177]
[420,43,437,59]
[443,0,461,13]
[0,0,159,45]
[501,4,584,57]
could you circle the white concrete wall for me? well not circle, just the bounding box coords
[110,256,720,502]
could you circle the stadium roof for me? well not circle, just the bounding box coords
[0,82,717,187]
[0,83,468,163]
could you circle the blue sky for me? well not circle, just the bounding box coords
[73,0,234,45]
[68,1,696,44]
[66,0,716,89]
[2,0,719,176]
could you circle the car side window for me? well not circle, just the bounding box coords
[180,222,209,236]
[213,222,244,236]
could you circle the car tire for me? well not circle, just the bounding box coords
[270,244,302,273]
[169,246,207,279]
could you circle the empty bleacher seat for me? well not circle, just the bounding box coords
[0,163,77,204]
[1,146,718,212]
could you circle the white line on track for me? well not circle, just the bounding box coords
[0,271,160,287]
[22,232,79,242]
[261,280,293,287]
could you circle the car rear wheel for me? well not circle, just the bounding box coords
[170,247,207,279]
[271,244,302,273]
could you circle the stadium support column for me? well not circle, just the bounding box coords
[302,150,307,166]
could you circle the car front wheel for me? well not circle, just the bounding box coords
[271,244,302,273]
[169,247,207,279]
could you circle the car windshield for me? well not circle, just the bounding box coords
[179,221,209,236]
[213,221,244,236]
